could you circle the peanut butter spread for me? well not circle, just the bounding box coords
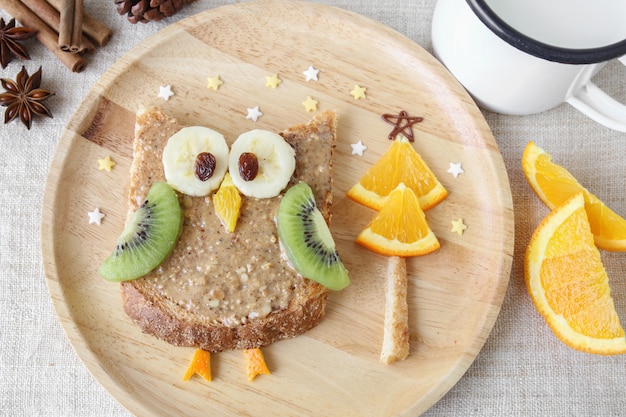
[127,108,334,328]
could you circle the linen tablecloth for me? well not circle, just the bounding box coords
[1,1,625,415]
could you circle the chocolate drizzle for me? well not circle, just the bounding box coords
[381,110,423,142]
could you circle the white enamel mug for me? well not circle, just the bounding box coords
[431,0,626,131]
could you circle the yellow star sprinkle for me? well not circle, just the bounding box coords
[207,75,223,90]
[265,74,282,88]
[451,218,467,235]
[98,156,115,172]
[302,96,318,112]
[350,84,366,99]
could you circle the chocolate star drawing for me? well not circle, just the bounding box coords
[381,110,424,142]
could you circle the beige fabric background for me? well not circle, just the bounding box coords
[1,0,625,416]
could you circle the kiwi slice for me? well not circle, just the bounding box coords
[277,182,350,291]
[99,181,183,282]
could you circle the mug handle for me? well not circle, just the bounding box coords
[566,56,626,132]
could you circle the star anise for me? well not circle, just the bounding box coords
[0,18,37,69]
[0,66,55,130]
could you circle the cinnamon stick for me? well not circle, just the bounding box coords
[20,0,94,53]
[70,0,84,53]
[57,0,74,51]
[0,0,86,72]
[77,6,111,47]
[47,0,112,47]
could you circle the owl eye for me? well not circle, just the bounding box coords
[161,126,229,197]
[228,129,296,199]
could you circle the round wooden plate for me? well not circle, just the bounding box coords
[41,1,514,416]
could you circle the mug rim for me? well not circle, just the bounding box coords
[467,0,626,64]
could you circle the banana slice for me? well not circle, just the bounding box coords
[162,126,229,197]
[229,129,296,198]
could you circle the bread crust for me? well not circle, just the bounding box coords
[121,278,327,352]
[379,256,409,364]
[120,108,337,352]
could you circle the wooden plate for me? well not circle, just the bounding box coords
[41,1,514,416]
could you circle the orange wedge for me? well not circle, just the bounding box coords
[356,183,440,257]
[522,141,626,251]
[347,136,447,211]
[213,173,242,233]
[525,192,626,355]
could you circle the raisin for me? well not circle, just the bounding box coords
[238,152,259,181]
[194,152,216,182]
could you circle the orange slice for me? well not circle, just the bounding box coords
[356,183,440,257]
[347,136,447,211]
[525,192,626,355]
[213,173,242,233]
[522,141,626,251]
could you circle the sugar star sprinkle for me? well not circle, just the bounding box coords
[207,75,223,90]
[246,106,263,122]
[98,156,115,172]
[265,74,282,88]
[451,218,467,235]
[303,65,320,82]
[88,208,105,225]
[351,140,367,156]
[158,85,174,101]
[302,96,318,112]
[350,84,367,100]
[447,162,464,178]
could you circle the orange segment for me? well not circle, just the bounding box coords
[356,183,440,257]
[525,192,626,355]
[347,136,447,211]
[213,173,242,233]
[522,141,626,251]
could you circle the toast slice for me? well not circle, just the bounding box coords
[120,107,337,352]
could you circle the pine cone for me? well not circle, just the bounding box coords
[114,0,196,24]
